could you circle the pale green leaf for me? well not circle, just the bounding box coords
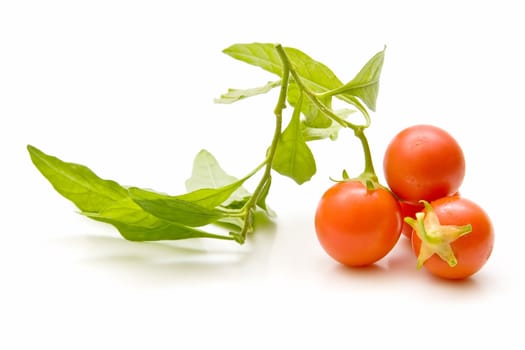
[223,43,384,123]
[222,43,283,75]
[223,43,344,93]
[302,122,341,142]
[185,149,250,203]
[301,109,354,141]
[285,47,343,91]
[223,43,362,127]
[337,48,386,111]
[214,80,280,104]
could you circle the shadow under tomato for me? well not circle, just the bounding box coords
[384,238,488,291]
[331,261,388,278]
[320,259,405,290]
[391,236,486,284]
[422,269,482,290]
[383,237,418,275]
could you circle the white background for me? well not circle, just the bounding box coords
[1,0,523,348]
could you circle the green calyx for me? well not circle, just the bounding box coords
[405,200,472,269]
[330,126,383,191]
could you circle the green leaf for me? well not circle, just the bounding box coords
[272,95,316,184]
[174,181,245,209]
[28,145,234,242]
[287,82,332,128]
[223,43,384,125]
[85,195,233,241]
[214,80,280,104]
[301,109,355,141]
[223,43,343,92]
[86,197,161,229]
[223,43,350,127]
[88,212,234,242]
[284,47,343,92]
[222,43,283,76]
[302,121,341,142]
[185,149,250,204]
[129,187,225,227]
[336,48,386,111]
[27,145,129,212]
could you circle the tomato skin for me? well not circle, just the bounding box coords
[399,200,424,238]
[383,125,466,204]
[315,181,402,267]
[411,196,494,279]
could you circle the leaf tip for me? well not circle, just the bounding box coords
[27,144,43,162]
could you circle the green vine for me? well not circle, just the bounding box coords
[27,42,386,245]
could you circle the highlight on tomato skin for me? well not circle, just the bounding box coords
[383,124,466,204]
[410,195,494,280]
[314,180,402,267]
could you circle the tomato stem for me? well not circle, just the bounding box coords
[273,44,380,191]
[353,126,379,189]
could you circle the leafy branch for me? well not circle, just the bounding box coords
[28,42,386,245]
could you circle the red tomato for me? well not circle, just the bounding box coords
[315,181,402,266]
[399,200,424,238]
[383,124,465,204]
[410,196,494,279]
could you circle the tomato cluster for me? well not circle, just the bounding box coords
[315,124,494,280]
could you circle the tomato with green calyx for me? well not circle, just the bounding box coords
[383,124,465,204]
[399,192,459,238]
[407,196,494,280]
[315,180,402,267]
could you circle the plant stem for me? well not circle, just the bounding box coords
[234,43,381,242]
[274,44,379,187]
[353,127,379,188]
[290,70,357,129]
[277,52,367,131]
[234,43,290,244]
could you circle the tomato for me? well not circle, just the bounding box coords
[399,200,424,238]
[410,195,494,280]
[314,180,402,267]
[383,124,465,204]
